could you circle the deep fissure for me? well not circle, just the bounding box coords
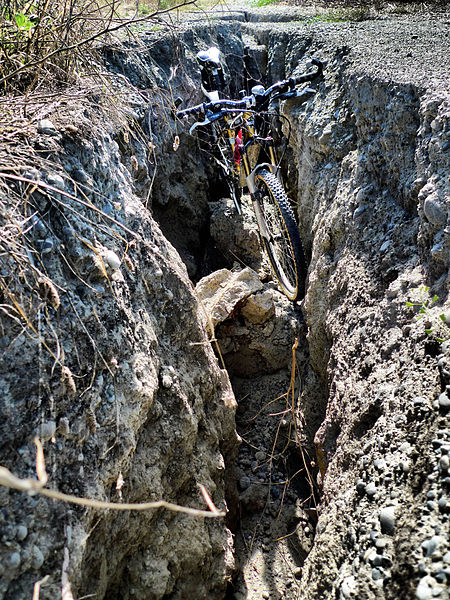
[148,24,329,597]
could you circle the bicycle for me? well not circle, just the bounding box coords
[175,48,323,301]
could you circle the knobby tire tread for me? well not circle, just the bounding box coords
[254,169,306,301]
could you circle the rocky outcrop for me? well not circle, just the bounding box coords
[262,18,450,600]
[0,95,238,599]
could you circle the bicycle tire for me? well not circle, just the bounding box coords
[253,169,306,301]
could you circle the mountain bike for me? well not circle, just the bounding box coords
[175,48,323,301]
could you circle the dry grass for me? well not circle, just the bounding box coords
[0,0,197,95]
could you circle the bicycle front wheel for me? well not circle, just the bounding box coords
[254,169,306,301]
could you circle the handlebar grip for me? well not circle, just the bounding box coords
[293,58,323,85]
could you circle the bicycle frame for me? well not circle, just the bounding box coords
[211,109,285,214]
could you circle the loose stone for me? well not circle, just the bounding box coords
[372,567,383,581]
[375,538,388,552]
[8,552,21,569]
[37,420,57,441]
[40,238,54,254]
[440,455,449,471]
[422,537,439,557]
[356,479,365,493]
[423,194,447,226]
[416,577,433,600]
[438,393,450,410]
[434,570,446,584]
[379,506,395,535]
[365,482,377,498]
[16,525,27,541]
[32,546,44,569]
[37,119,57,135]
[437,496,448,513]
[239,476,251,491]
[103,249,121,271]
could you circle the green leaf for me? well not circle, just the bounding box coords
[432,295,439,303]
[425,329,432,335]
[405,301,415,307]
[15,13,26,27]
[419,307,426,314]
[14,12,34,31]
[440,313,446,322]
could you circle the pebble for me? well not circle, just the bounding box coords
[239,475,251,491]
[39,238,54,254]
[37,119,57,135]
[102,249,121,271]
[16,525,27,541]
[374,458,386,471]
[379,506,395,535]
[341,576,356,598]
[372,567,383,581]
[372,554,383,567]
[422,537,439,557]
[58,417,70,436]
[375,538,388,552]
[440,455,449,471]
[32,545,44,569]
[353,205,367,219]
[438,393,450,410]
[434,570,446,583]
[438,496,448,513]
[365,482,377,498]
[423,194,447,226]
[8,552,21,568]
[356,479,366,493]
[416,577,433,600]
[47,173,65,190]
[37,420,56,442]
[31,216,47,235]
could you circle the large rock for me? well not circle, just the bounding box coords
[196,267,263,328]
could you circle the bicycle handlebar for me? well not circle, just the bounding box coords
[176,58,323,119]
[262,58,323,99]
[176,97,250,118]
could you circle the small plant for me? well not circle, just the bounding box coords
[406,286,449,342]
[251,0,278,8]
[306,7,371,23]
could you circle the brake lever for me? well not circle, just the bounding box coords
[189,118,211,135]
[188,110,224,135]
